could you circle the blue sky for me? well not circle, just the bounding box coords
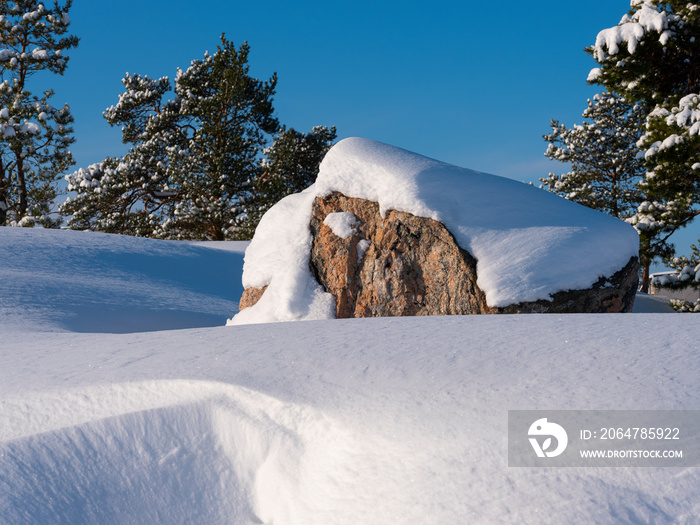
[47,0,699,255]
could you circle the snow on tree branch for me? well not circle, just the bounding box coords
[592,1,670,62]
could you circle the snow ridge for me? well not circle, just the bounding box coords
[0,379,351,525]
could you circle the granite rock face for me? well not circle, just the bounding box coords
[309,192,490,316]
[239,192,638,317]
[238,285,267,311]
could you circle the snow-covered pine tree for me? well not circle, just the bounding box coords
[61,74,179,237]
[0,0,78,227]
[62,35,280,240]
[586,0,700,289]
[542,92,645,218]
[236,125,337,237]
[586,0,700,108]
[541,91,674,291]
[667,241,700,282]
[652,241,700,312]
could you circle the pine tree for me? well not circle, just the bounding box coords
[62,36,280,240]
[0,0,78,227]
[586,0,700,288]
[663,240,700,288]
[652,240,700,312]
[237,125,336,237]
[542,91,677,291]
[171,37,279,239]
[542,92,646,218]
[63,35,336,240]
[60,74,179,237]
[586,1,700,107]
[261,125,337,200]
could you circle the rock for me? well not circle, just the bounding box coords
[309,192,637,317]
[497,255,638,314]
[239,191,638,316]
[233,138,642,324]
[238,285,267,311]
[309,192,491,316]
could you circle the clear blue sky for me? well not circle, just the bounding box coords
[47,0,699,257]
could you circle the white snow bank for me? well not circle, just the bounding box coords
[2,314,699,524]
[230,190,336,325]
[0,226,692,524]
[0,227,247,333]
[0,379,344,524]
[231,138,638,325]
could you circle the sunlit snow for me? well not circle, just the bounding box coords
[323,211,359,239]
[0,225,697,524]
[0,137,688,524]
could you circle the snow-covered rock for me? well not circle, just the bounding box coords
[232,138,639,324]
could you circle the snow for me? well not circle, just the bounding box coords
[592,1,669,60]
[1,225,699,523]
[231,138,638,325]
[230,189,335,325]
[323,211,359,239]
[586,67,603,82]
[0,227,246,333]
[31,48,48,60]
[20,121,40,134]
[638,94,700,162]
[357,238,371,260]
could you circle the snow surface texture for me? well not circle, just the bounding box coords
[0,227,246,333]
[2,226,697,524]
[231,137,639,325]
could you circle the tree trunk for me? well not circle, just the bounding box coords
[611,169,619,218]
[0,172,6,226]
[16,156,27,219]
[208,222,225,241]
[640,257,651,294]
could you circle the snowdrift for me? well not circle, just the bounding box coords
[0,227,246,333]
[231,137,639,325]
[0,379,338,524]
[1,225,698,524]
[2,315,700,524]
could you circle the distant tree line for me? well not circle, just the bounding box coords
[542,0,700,304]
